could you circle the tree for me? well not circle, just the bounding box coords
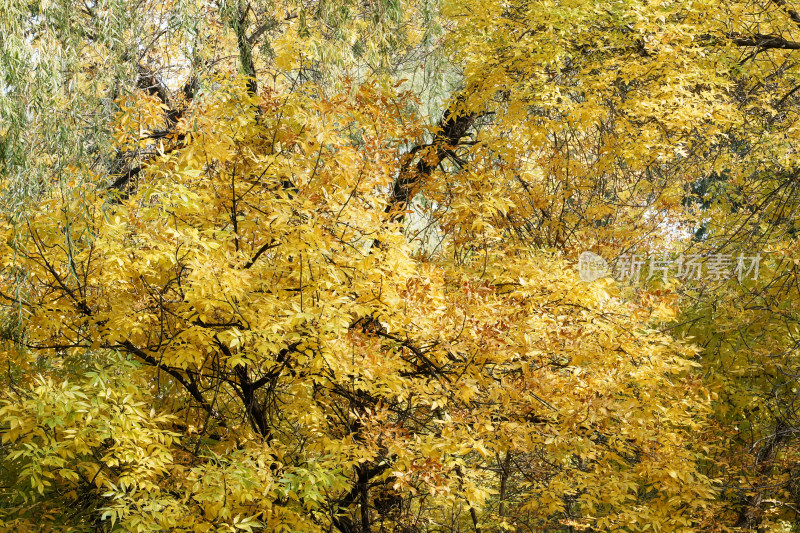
[4,0,800,531]
[440,0,800,527]
[0,67,716,530]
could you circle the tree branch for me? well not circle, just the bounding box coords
[117,340,224,426]
[242,240,281,269]
[385,93,477,224]
[770,0,800,27]
[730,32,800,49]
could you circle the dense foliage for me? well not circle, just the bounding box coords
[2,0,800,531]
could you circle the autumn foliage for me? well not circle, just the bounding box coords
[2,0,800,531]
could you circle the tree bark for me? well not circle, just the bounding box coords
[385,93,477,223]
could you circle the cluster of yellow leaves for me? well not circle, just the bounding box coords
[0,70,721,532]
[0,356,178,532]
